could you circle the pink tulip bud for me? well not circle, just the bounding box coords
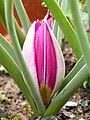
[22,11,65,107]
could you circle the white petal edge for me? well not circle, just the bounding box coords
[22,21,39,92]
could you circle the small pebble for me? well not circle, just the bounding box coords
[21,101,27,107]
[63,101,77,109]
[79,118,85,120]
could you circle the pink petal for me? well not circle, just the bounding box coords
[34,21,57,93]
[46,22,65,96]
[34,21,44,88]
[43,10,53,28]
[22,12,65,106]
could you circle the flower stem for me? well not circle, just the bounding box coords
[13,0,31,33]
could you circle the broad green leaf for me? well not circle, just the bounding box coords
[0,45,38,114]
[44,0,82,59]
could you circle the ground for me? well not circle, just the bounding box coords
[0,42,90,120]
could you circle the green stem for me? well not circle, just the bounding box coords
[53,0,61,39]
[44,64,89,116]
[57,0,68,45]
[13,0,30,33]
[4,0,46,114]
[69,0,90,74]
[14,19,25,48]
[44,0,82,59]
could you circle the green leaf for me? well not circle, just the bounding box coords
[0,0,6,28]
[44,64,89,116]
[69,0,90,74]
[0,0,25,48]
[13,0,31,34]
[87,0,90,30]
[44,0,82,59]
[0,34,19,66]
[59,56,85,92]
[4,0,46,114]
[14,19,25,48]
[53,0,62,39]
[57,0,68,45]
[0,45,38,114]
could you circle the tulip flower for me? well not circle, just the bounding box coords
[22,11,65,107]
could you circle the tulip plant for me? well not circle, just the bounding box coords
[0,0,90,117]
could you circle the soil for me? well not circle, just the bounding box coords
[0,42,90,120]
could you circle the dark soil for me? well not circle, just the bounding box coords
[0,42,90,120]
